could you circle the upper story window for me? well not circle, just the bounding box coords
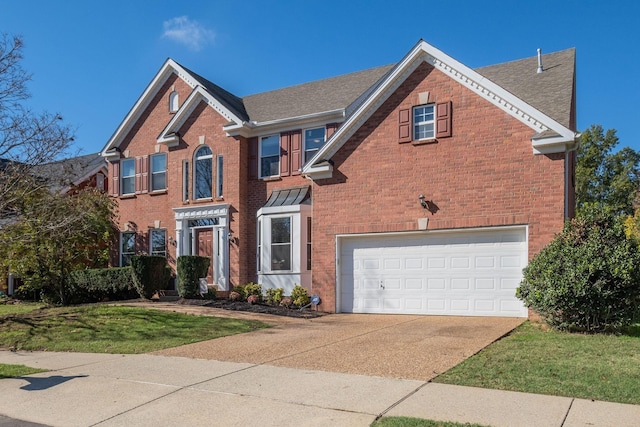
[304,127,326,164]
[169,91,179,113]
[260,135,280,178]
[413,104,435,140]
[194,145,213,199]
[150,153,167,191]
[150,229,166,257]
[121,158,135,195]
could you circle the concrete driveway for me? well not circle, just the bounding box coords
[150,305,524,381]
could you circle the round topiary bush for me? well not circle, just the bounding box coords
[517,206,640,332]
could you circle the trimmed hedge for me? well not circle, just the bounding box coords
[177,255,210,298]
[67,267,138,304]
[130,255,171,298]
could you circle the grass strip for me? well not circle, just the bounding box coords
[372,417,489,427]
[434,321,640,405]
[0,363,48,379]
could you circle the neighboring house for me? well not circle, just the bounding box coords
[34,152,108,194]
[101,40,578,317]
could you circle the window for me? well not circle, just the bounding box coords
[216,155,223,198]
[260,135,280,178]
[257,219,262,272]
[270,217,291,271]
[96,173,105,191]
[150,153,167,191]
[413,104,435,140]
[120,232,135,266]
[304,127,326,164]
[169,91,179,112]
[306,217,312,270]
[182,160,189,201]
[121,159,135,195]
[150,229,166,257]
[194,146,212,199]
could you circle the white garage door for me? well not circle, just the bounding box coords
[339,227,528,317]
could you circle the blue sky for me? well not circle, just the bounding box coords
[1,0,638,155]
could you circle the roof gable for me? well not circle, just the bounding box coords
[303,40,578,179]
[101,59,246,157]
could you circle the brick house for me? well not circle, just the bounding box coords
[101,40,578,317]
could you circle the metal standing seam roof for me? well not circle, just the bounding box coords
[263,186,311,207]
[186,48,575,132]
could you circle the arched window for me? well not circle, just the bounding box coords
[194,145,213,199]
[169,91,179,112]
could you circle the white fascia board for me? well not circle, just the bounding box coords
[532,134,579,155]
[303,162,333,180]
[101,59,190,156]
[225,109,345,138]
[303,40,578,178]
[158,86,245,145]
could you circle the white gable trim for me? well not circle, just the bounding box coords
[303,40,578,178]
[101,59,244,156]
[157,86,245,146]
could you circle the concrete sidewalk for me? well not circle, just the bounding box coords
[0,351,638,427]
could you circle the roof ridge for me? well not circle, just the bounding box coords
[475,47,576,70]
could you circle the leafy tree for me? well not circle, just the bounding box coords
[576,124,640,215]
[517,205,640,332]
[0,188,116,304]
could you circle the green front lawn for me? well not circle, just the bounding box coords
[434,321,640,405]
[0,304,268,353]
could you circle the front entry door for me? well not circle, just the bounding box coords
[195,229,214,284]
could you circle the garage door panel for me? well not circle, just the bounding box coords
[339,228,528,317]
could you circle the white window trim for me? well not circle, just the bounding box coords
[120,158,135,195]
[150,229,167,257]
[169,91,179,113]
[413,104,436,141]
[269,215,292,272]
[216,154,223,198]
[150,153,167,192]
[303,127,326,165]
[182,160,189,202]
[194,146,213,200]
[259,134,280,179]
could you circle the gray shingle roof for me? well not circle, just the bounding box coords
[180,64,250,122]
[35,152,106,190]
[242,65,395,123]
[476,48,576,130]
[178,47,575,131]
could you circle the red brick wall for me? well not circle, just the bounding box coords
[311,62,567,312]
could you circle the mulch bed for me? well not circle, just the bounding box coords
[176,298,325,319]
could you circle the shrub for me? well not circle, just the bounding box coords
[130,256,169,299]
[66,267,138,303]
[247,294,259,305]
[244,282,262,301]
[291,285,310,308]
[203,286,217,300]
[517,206,640,332]
[265,287,284,305]
[177,256,210,298]
[231,285,247,300]
[229,291,241,301]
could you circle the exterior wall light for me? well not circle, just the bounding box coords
[419,194,428,209]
